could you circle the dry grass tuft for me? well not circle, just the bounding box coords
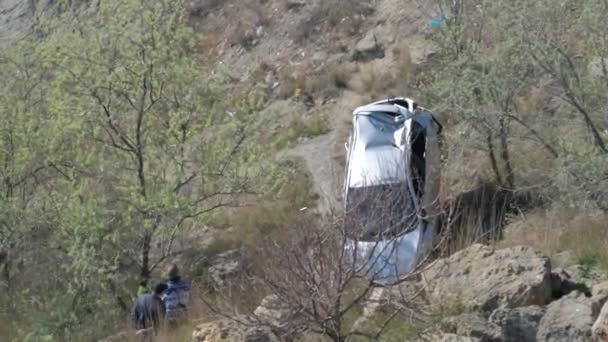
[500,208,608,270]
[514,86,545,115]
[393,45,416,82]
[276,66,307,99]
[330,63,353,89]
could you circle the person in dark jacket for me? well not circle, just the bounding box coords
[162,264,191,326]
[131,282,168,338]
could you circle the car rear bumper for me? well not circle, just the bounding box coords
[345,222,434,284]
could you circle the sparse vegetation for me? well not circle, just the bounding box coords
[272,117,331,149]
[2,0,608,340]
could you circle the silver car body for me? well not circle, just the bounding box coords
[343,97,441,284]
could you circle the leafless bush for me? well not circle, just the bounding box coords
[203,179,450,341]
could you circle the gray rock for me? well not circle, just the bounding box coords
[208,249,242,287]
[592,281,608,305]
[254,295,292,326]
[438,334,481,342]
[424,244,553,312]
[589,57,608,79]
[352,31,384,62]
[536,291,594,342]
[355,31,377,52]
[444,313,503,342]
[489,305,545,342]
[592,299,608,341]
[286,0,306,11]
[192,319,278,342]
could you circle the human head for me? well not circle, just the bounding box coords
[167,264,180,281]
[153,282,168,297]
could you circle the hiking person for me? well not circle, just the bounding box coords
[163,264,191,326]
[130,282,167,340]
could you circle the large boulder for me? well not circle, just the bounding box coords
[424,244,553,311]
[192,319,278,342]
[536,291,595,341]
[489,305,545,342]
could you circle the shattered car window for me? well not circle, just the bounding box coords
[345,182,418,241]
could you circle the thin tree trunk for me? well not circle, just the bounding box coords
[141,232,152,282]
[485,130,503,186]
[498,116,515,188]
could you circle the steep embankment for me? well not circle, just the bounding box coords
[186,0,439,213]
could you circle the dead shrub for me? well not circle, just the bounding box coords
[394,45,416,82]
[276,66,307,99]
[514,86,545,115]
[330,63,352,89]
[349,63,399,99]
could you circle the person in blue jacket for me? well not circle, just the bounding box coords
[162,264,191,326]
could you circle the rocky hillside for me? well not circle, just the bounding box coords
[1,0,607,341]
[191,244,608,342]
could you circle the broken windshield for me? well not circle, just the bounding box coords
[345,182,419,241]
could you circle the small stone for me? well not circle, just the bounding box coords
[255,26,264,37]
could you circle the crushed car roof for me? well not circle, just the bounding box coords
[347,111,408,188]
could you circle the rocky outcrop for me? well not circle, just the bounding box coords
[424,244,553,311]
[195,244,608,342]
[192,319,278,342]
[415,245,607,342]
[438,334,481,342]
[351,31,384,62]
[444,313,502,342]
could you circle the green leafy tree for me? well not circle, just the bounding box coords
[0,0,260,338]
[40,0,253,281]
[0,39,66,339]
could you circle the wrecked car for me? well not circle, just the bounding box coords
[342,97,442,284]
